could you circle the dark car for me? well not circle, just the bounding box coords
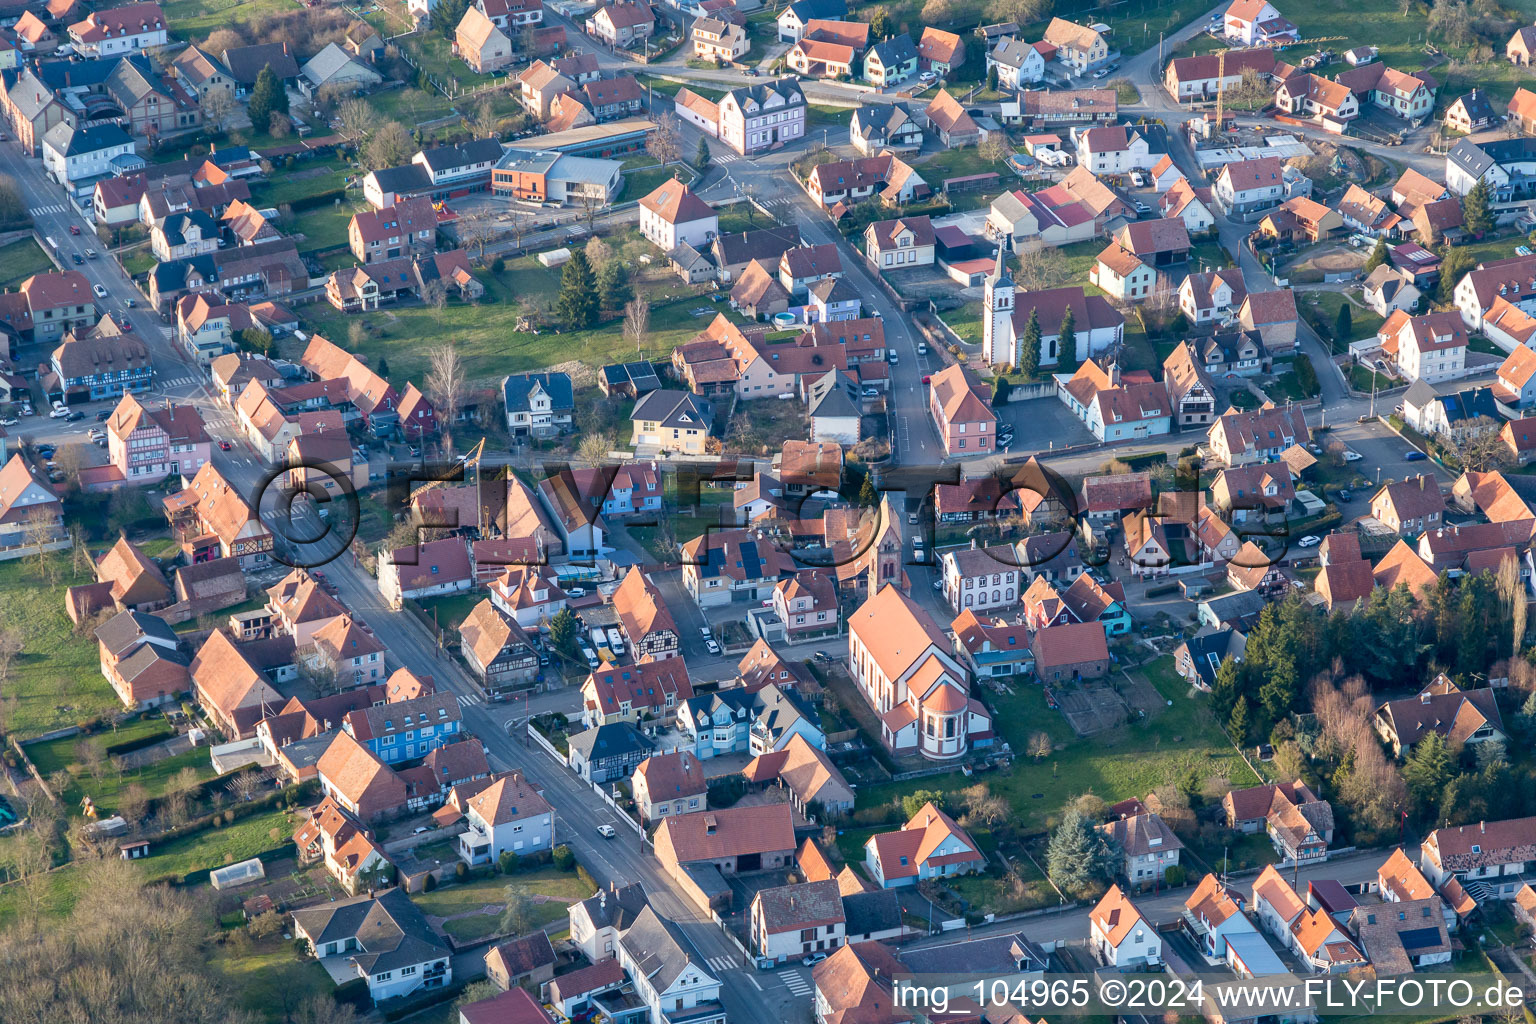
[1403,450,1428,462]
[95,410,110,421]
[69,225,80,236]
[1336,489,1354,503]
[218,440,233,451]
[118,317,133,331]
[744,67,759,76]
[65,410,84,421]
[71,253,83,265]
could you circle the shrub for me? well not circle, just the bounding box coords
[498,850,520,875]
[576,864,597,892]
[455,862,469,881]
[423,872,437,891]
[491,256,505,273]
[552,845,576,872]
[1163,865,1187,888]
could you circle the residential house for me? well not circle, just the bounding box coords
[776,0,847,42]
[292,797,393,895]
[1057,358,1172,442]
[1042,17,1110,73]
[941,544,1020,614]
[1374,676,1506,757]
[162,462,273,567]
[612,567,681,660]
[587,1,654,49]
[458,599,539,696]
[928,364,997,456]
[1364,265,1421,317]
[104,393,210,486]
[863,802,985,888]
[863,35,918,87]
[291,888,450,1001]
[1089,244,1157,303]
[42,122,137,190]
[1206,403,1309,467]
[1370,475,1445,535]
[457,770,554,866]
[1163,341,1218,430]
[1162,47,1276,101]
[926,91,980,148]
[377,536,474,609]
[639,179,717,251]
[1033,620,1110,683]
[681,527,789,607]
[67,2,167,56]
[865,215,935,271]
[483,934,557,993]
[567,722,655,783]
[1090,885,1162,968]
[1174,628,1246,691]
[95,610,188,709]
[693,17,748,61]
[1420,815,1536,898]
[987,37,1046,89]
[1179,268,1250,325]
[630,389,712,455]
[348,197,438,264]
[298,42,383,96]
[1378,310,1468,384]
[1100,810,1184,883]
[342,691,462,765]
[1213,157,1287,219]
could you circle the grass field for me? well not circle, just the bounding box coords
[416,592,483,633]
[212,941,338,1024]
[249,158,354,210]
[292,202,360,255]
[0,238,53,288]
[294,260,733,387]
[0,557,122,741]
[622,161,696,201]
[412,865,594,941]
[853,655,1262,835]
[162,0,297,37]
[25,732,217,820]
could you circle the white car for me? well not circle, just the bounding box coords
[918,71,937,82]
[92,284,107,299]
[1297,535,1321,548]
[1343,450,1363,462]
[704,638,721,655]
[48,405,68,418]
[596,824,617,838]
[566,586,586,597]
[0,417,15,426]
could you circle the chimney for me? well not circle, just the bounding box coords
[1480,820,1486,833]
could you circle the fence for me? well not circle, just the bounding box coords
[586,777,643,835]
[9,736,58,804]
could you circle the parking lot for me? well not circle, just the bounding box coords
[995,395,1097,454]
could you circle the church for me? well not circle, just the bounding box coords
[981,248,1127,370]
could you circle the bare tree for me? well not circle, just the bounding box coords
[23,506,58,583]
[422,278,449,309]
[365,121,414,171]
[578,432,613,466]
[623,297,650,352]
[1498,554,1527,659]
[978,132,1011,167]
[201,89,235,133]
[425,343,466,455]
[646,113,682,165]
[118,782,149,826]
[74,736,106,781]
[456,209,496,259]
[1449,418,1509,471]
[576,188,605,234]
[53,442,89,490]
[466,98,499,139]
[297,642,345,696]
[268,110,293,138]
[338,97,379,140]
[584,235,613,270]
[1027,731,1052,761]
[203,27,245,53]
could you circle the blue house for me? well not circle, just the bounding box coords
[676,683,826,758]
[341,692,463,764]
[1061,574,1133,637]
[50,322,152,402]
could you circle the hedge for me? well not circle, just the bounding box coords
[104,726,176,757]
[380,980,467,1021]
[289,187,348,212]
[144,778,318,851]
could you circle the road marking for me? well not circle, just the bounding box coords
[28,204,65,216]
[706,955,738,973]
[782,971,813,996]
[456,693,481,707]
[158,376,196,388]
[745,974,762,991]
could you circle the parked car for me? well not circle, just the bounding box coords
[65,411,83,421]
[48,406,68,419]
[1298,535,1321,548]
[704,637,721,655]
[1403,450,1427,462]
[596,824,617,838]
[1342,450,1362,462]
[1336,489,1354,503]
[803,953,829,967]
[567,587,587,597]
[71,253,83,265]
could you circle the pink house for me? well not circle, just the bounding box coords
[772,570,839,639]
[928,364,997,457]
[103,394,211,486]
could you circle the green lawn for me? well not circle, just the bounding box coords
[915,146,1010,186]
[292,202,360,256]
[143,806,299,881]
[162,0,297,37]
[417,592,484,633]
[212,941,338,1024]
[0,238,53,288]
[412,865,595,940]
[368,85,460,126]
[0,556,123,740]
[295,266,733,387]
[249,159,353,210]
[1298,290,1384,352]
[943,300,984,346]
[854,656,1262,835]
[24,735,218,820]
[622,162,695,202]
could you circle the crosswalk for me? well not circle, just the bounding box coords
[781,970,813,997]
[455,693,482,708]
[158,375,197,389]
[28,203,66,217]
[159,326,175,340]
[704,955,738,974]
[714,153,742,164]
[759,196,797,210]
